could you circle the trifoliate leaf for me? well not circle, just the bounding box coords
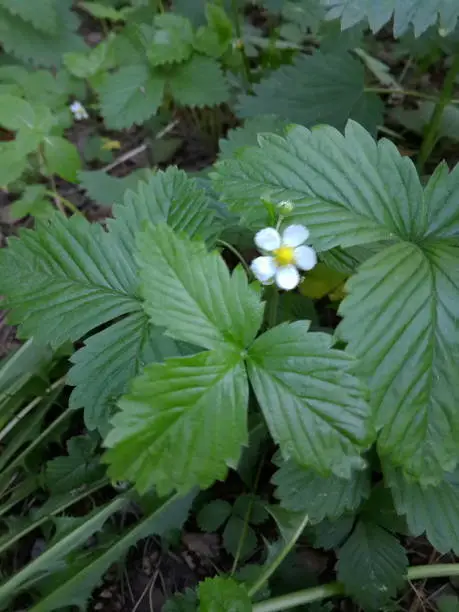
[45,435,105,493]
[197,500,232,532]
[145,13,194,66]
[272,459,370,521]
[29,490,196,612]
[137,224,264,350]
[321,0,459,37]
[198,576,252,612]
[169,55,230,107]
[68,311,182,432]
[212,120,418,242]
[337,520,408,610]
[237,51,382,134]
[338,241,459,483]
[218,115,290,160]
[97,64,165,129]
[0,213,139,347]
[0,0,58,33]
[0,1,86,67]
[385,464,459,553]
[110,167,218,249]
[43,136,81,183]
[247,321,373,478]
[105,347,249,495]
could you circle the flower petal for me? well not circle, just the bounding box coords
[294,245,317,271]
[255,227,281,252]
[275,265,300,291]
[282,224,309,247]
[251,256,277,284]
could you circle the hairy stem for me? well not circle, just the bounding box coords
[252,563,459,612]
[417,53,459,173]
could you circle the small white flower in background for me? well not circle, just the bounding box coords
[251,224,317,291]
[70,101,88,121]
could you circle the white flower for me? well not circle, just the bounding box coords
[251,224,317,291]
[70,101,89,121]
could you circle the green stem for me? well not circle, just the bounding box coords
[248,513,309,598]
[417,53,459,173]
[217,240,251,276]
[231,0,252,92]
[252,563,459,612]
[266,285,279,329]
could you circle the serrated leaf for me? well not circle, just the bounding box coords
[385,464,459,553]
[218,115,290,160]
[272,459,370,522]
[164,589,198,612]
[0,213,139,347]
[193,3,233,57]
[137,224,264,350]
[310,515,355,549]
[29,490,196,612]
[0,142,28,187]
[321,0,459,37]
[337,520,408,610]
[0,0,57,32]
[212,120,420,242]
[248,321,373,478]
[169,55,230,107]
[198,576,252,612]
[0,1,86,67]
[282,0,325,34]
[79,1,127,22]
[237,51,382,134]
[110,167,218,249]
[197,500,232,532]
[64,37,115,78]
[223,516,257,558]
[392,101,459,142]
[68,311,182,432]
[43,136,81,183]
[104,347,249,495]
[338,241,459,482]
[45,435,104,493]
[0,94,35,130]
[78,169,147,207]
[97,64,165,129]
[146,13,194,66]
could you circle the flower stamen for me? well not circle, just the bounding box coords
[274,246,295,266]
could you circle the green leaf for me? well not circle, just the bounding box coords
[169,55,230,107]
[218,115,290,160]
[223,516,257,558]
[29,490,196,612]
[64,37,115,78]
[338,241,459,483]
[104,347,249,495]
[0,94,35,130]
[78,169,148,207]
[197,500,232,532]
[43,136,81,183]
[237,51,382,134]
[67,311,182,432]
[321,0,459,37]
[0,142,28,187]
[337,519,408,610]
[282,0,325,34]
[97,64,165,129]
[211,120,419,242]
[392,101,459,143]
[79,1,127,21]
[272,458,370,521]
[110,167,218,249]
[45,435,105,493]
[0,0,58,33]
[0,213,139,347]
[0,1,86,68]
[198,576,252,612]
[193,4,233,57]
[385,464,459,553]
[146,13,194,66]
[247,321,373,478]
[164,589,198,612]
[137,223,264,350]
[310,515,355,549]
[10,184,54,220]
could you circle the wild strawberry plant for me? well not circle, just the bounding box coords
[2,0,459,611]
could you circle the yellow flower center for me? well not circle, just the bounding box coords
[274,246,295,266]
